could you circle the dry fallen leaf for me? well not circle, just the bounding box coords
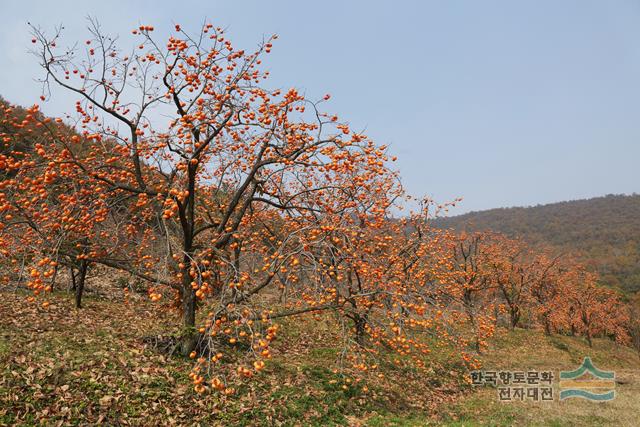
[98,395,113,406]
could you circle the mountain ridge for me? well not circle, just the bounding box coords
[432,193,640,294]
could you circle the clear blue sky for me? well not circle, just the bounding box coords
[1,0,639,215]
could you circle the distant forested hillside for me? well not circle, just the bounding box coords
[432,194,640,293]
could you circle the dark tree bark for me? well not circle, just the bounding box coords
[353,313,368,346]
[74,260,88,309]
[70,266,77,291]
[509,306,520,330]
[462,289,482,353]
[49,263,59,292]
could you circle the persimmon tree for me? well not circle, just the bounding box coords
[435,231,500,352]
[0,101,88,305]
[0,98,160,308]
[310,199,487,369]
[528,253,567,335]
[13,20,484,394]
[486,236,562,330]
[564,269,629,347]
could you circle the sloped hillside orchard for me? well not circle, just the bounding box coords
[0,21,635,398]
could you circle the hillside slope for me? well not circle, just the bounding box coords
[0,290,463,425]
[2,290,638,426]
[433,194,640,293]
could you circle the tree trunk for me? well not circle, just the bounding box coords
[509,306,520,330]
[75,261,88,309]
[70,266,77,291]
[463,291,482,353]
[353,314,367,346]
[179,163,198,356]
[467,309,481,353]
[180,293,197,356]
[50,264,59,292]
[179,258,198,356]
[543,318,552,336]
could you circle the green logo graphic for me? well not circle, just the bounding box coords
[559,357,615,401]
